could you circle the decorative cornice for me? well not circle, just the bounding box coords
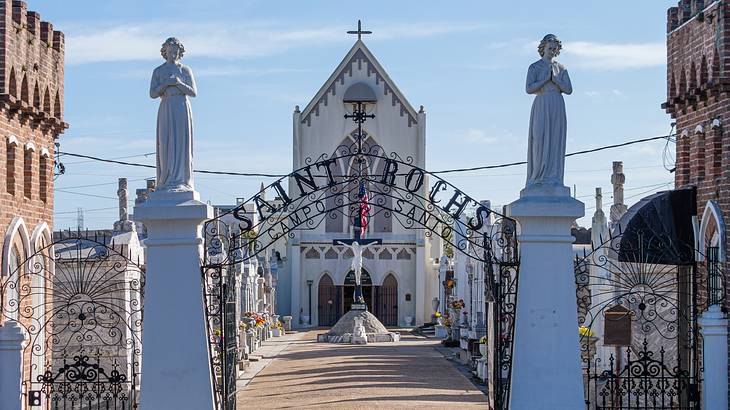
[0,94,67,135]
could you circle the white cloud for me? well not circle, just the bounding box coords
[463,128,500,144]
[563,41,665,70]
[66,21,487,65]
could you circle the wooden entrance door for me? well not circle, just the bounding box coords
[317,274,337,326]
[378,274,398,326]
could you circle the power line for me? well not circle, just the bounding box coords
[55,188,118,200]
[432,134,672,174]
[58,133,674,178]
[58,151,284,177]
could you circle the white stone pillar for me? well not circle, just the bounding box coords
[134,191,214,410]
[698,305,728,410]
[290,241,302,327]
[0,320,28,410]
[415,238,426,325]
[507,192,584,410]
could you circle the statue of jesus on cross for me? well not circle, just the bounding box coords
[335,240,378,289]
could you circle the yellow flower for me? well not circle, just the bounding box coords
[435,312,442,318]
[578,326,595,337]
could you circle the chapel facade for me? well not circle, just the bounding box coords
[279,38,442,328]
[664,0,730,395]
[0,0,66,395]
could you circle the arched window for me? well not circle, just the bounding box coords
[6,137,16,195]
[39,151,48,202]
[24,145,33,198]
[4,245,21,321]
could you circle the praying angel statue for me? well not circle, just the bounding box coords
[150,37,198,192]
[336,241,377,286]
[525,34,572,190]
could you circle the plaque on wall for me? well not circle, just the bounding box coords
[603,305,632,346]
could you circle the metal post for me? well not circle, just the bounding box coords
[307,280,313,325]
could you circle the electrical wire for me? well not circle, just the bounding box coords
[57,133,674,178]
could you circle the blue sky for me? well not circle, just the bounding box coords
[41,1,677,228]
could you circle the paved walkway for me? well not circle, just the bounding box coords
[236,330,488,409]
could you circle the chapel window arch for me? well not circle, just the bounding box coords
[699,200,725,306]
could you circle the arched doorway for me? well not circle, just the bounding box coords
[377,274,398,326]
[317,274,337,326]
[343,269,372,312]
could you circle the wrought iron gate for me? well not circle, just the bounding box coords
[201,263,238,410]
[0,230,145,409]
[486,224,520,410]
[575,228,725,409]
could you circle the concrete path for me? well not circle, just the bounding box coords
[236,330,488,409]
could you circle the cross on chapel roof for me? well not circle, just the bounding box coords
[347,19,372,41]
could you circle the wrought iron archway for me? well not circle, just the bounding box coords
[200,138,520,410]
[0,230,145,409]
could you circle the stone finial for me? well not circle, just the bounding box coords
[592,187,605,223]
[610,161,628,226]
[118,178,128,221]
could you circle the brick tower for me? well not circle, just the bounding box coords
[664,0,729,403]
[0,0,66,273]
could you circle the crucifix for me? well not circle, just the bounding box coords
[334,90,381,311]
[347,19,372,41]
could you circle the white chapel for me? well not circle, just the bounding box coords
[277,37,443,328]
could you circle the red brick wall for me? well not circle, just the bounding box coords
[0,1,66,402]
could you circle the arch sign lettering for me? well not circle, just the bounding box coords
[203,141,517,266]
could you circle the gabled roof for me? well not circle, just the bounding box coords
[300,40,419,127]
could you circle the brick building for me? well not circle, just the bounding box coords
[665,0,728,289]
[0,0,65,278]
[0,0,66,401]
[664,0,729,400]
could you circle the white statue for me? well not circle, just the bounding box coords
[525,34,572,189]
[336,241,377,286]
[150,37,198,192]
[352,316,367,345]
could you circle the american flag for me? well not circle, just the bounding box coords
[358,181,371,237]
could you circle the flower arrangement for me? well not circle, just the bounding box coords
[244,312,267,327]
[479,336,487,344]
[450,299,465,309]
[445,279,455,289]
[434,312,442,318]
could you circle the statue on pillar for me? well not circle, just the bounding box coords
[150,37,197,192]
[610,161,628,226]
[114,178,135,232]
[524,34,572,191]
